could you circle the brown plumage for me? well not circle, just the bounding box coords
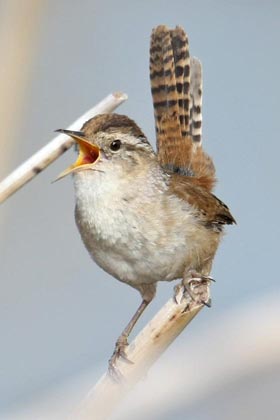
[150,25,216,192]
[169,175,235,230]
[81,113,147,140]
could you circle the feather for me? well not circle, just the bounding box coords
[150,25,216,191]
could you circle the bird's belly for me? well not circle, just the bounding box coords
[90,238,187,285]
[74,173,218,288]
[75,203,190,286]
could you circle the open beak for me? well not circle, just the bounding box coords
[55,129,100,181]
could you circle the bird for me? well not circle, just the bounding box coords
[56,25,235,377]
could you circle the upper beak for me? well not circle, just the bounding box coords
[55,129,100,181]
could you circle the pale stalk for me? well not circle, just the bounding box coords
[74,285,208,420]
[0,92,127,204]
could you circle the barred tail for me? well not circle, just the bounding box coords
[150,25,216,191]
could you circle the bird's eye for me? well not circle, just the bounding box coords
[110,139,122,152]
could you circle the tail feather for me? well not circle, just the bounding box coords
[150,26,182,140]
[190,57,203,144]
[170,26,191,137]
[150,25,216,191]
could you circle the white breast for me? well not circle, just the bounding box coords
[73,166,201,287]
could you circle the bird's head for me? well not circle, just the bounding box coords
[56,114,155,180]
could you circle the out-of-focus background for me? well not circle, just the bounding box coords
[0,1,279,419]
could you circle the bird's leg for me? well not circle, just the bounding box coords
[108,298,152,380]
[174,269,214,309]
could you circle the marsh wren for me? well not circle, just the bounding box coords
[57,25,235,376]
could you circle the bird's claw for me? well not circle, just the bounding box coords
[174,269,213,310]
[108,336,133,382]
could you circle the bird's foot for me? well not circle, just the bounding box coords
[108,335,133,382]
[174,269,214,310]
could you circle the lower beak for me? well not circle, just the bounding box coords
[55,129,100,181]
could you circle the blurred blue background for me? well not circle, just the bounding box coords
[0,0,279,418]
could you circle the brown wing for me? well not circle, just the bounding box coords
[169,174,236,229]
[150,25,216,191]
